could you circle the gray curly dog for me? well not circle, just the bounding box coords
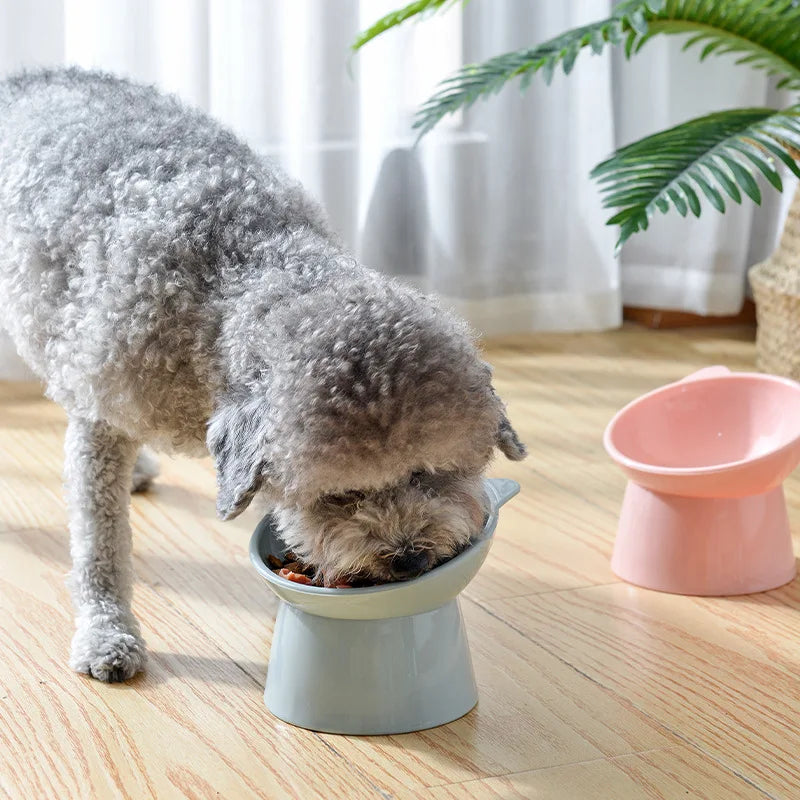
[0,68,526,682]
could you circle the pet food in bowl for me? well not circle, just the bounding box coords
[268,553,353,587]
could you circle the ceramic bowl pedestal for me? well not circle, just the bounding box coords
[605,366,800,596]
[250,477,520,735]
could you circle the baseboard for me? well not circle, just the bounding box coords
[623,300,756,329]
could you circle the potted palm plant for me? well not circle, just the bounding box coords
[354,0,800,377]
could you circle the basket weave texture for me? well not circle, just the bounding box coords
[750,185,800,379]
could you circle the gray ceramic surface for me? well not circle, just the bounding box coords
[250,477,520,735]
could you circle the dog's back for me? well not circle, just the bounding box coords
[0,67,523,479]
[0,67,333,445]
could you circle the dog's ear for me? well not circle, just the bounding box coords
[207,396,272,520]
[482,361,527,461]
[497,411,527,461]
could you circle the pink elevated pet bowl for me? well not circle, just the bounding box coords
[604,366,800,595]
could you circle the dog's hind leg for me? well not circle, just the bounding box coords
[131,447,159,493]
[64,417,146,682]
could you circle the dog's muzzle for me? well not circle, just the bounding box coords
[388,551,429,580]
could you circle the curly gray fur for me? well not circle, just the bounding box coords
[0,67,525,681]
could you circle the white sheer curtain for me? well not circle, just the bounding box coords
[0,0,791,379]
[612,38,797,314]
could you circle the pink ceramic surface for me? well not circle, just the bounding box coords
[605,367,800,498]
[604,366,800,596]
[611,483,794,595]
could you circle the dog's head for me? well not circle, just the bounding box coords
[274,470,488,584]
[207,281,526,582]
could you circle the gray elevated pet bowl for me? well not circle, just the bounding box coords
[249,477,520,735]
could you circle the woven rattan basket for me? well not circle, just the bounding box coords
[750,184,800,379]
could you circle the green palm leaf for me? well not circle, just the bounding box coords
[352,0,463,51]
[591,106,800,250]
[410,0,665,137]
[406,0,800,137]
[645,0,800,90]
[356,0,800,248]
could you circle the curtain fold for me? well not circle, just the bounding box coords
[0,0,790,379]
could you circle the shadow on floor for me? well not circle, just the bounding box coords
[138,651,267,688]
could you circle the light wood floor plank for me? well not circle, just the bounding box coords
[4,323,790,800]
[0,423,69,532]
[0,526,382,800]
[316,596,675,794]
[483,581,800,798]
[400,745,769,800]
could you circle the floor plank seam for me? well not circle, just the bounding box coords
[466,597,778,800]
[623,726,781,800]
[528,467,621,518]
[0,526,59,537]
[422,747,671,792]
[2,523,272,690]
[144,578,264,688]
[314,736,393,800]
[145,562,396,799]
[466,580,623,603]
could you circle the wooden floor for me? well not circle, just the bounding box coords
[2,324,798,799]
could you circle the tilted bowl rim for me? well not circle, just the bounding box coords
[603,372,800,477]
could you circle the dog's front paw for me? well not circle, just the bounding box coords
[70,615,147,682]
